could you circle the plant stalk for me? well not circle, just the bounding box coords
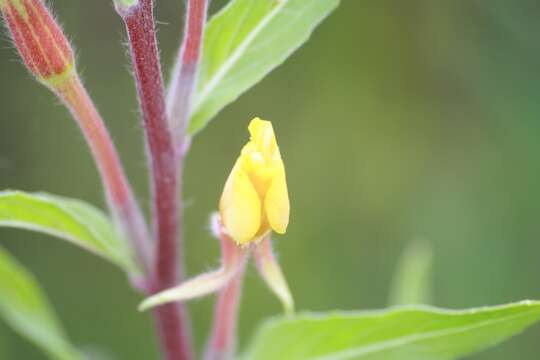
[167,0,208,154]
[56,74,152,276]
[119,0,192,358]
[205,261,246,360]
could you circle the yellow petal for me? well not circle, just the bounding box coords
[220,162,261,244]
[264,165,289,234]
[248,118,277,155]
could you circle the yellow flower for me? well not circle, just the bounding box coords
[220,118,290,245]
[140,130,294,312]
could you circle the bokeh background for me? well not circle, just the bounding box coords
[1,0,540,358]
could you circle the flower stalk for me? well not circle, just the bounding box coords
[115,0,192,358]
[56,76,152,276]
[205,264,246,360]
[167,0,209,154]
[0,0,152,276]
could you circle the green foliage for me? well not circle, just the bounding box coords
[389,239,434,306]
[0,1,538,358]
[188,0,340,134]
[0,247,81,360]
[245,301,540,360]
[0,191,139,275]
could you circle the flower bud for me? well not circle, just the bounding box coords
[220,118,290,245]
[1,0,75,86]
[113,0,138,16]
[138,122,294,312]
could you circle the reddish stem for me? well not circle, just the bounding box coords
[205,272,245,360]
[119,1,192,359]
[167,0,208,153]
[205,232,246,360]
[56,74,151,276]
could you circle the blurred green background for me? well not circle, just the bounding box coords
[1,0,540,358]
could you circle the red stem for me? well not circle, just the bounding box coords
[120,1,192,359]
[203,231,246,360]
[167,0,208,153]
[56,74,152,276]
[205,262,246,360]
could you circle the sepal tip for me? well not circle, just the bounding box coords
[255,237,294,314]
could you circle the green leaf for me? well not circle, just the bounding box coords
[188,0,340,134]
[388,239,434,306]
[0,191,139,274]
[245,301,540,360]
[0,247,81,360]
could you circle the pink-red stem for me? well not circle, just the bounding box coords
[167,0,208,153]
[120,1,192,359]
[56,74,151,275]
[205,236,246,360]
[205,273,245,360]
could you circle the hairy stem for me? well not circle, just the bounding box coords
[56,74,151,276]
[205,263,246,360]
[203,232,247,360]
[167,0,208,153]
[119,0,192,358]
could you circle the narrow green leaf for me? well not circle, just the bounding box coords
[188,0,340,134]
[0,247,81,360]
[0,191,139,274]
[245,301,540,360]
[388,239,434,306]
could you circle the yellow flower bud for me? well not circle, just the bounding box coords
[220,118,290,245]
